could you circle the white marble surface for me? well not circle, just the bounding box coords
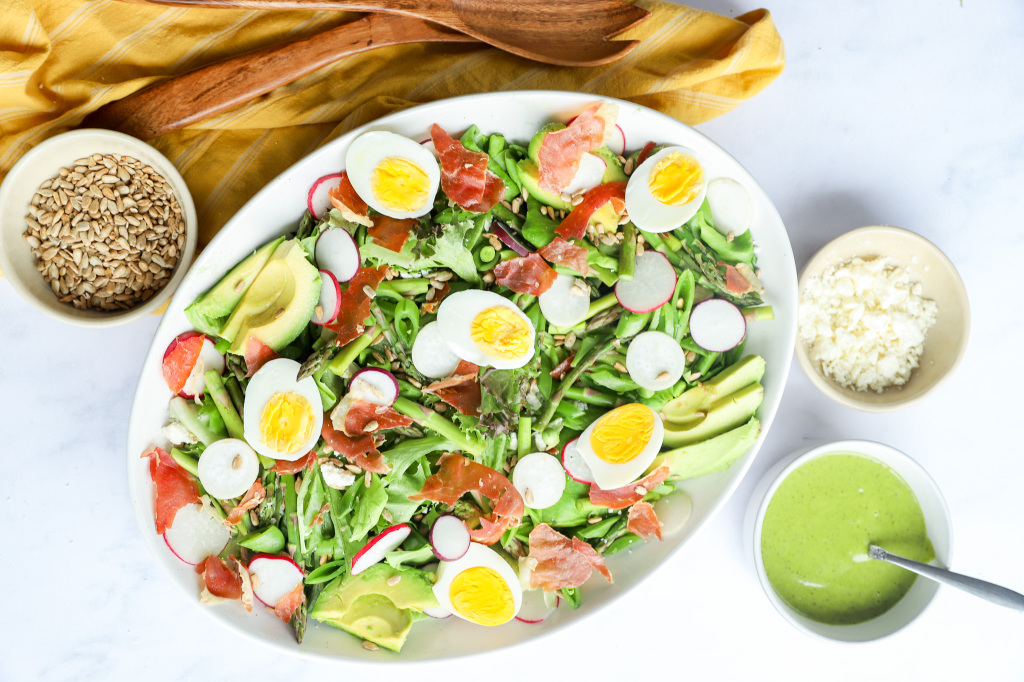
[3,1,1024,679]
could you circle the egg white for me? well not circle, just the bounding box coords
[436,290,536,369]
[345,131,440,219]
[242,358,324,461]
[625,146,707,234]
[577,404,664,490]
[433,542,522,626]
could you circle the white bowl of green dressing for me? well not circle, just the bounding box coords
[747,440,952,642]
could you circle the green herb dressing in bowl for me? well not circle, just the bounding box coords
[760,453,935,625]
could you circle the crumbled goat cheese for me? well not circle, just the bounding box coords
[799,256,937,392]
[320,461,357,490]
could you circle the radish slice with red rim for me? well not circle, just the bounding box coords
[248,554,304,607]
[163,502,231,566]
[653,491,693,537]
[625,331,686,391]
[424,603,452,619]
[615,251,677,313]
[351,524,411,576]
[307,172,344,221]
[689,298,746,352]
[430,515,471,562]
[706,178,753,237]
[411,321,461,379]
[490,221,532,256]
[512,452,566,509]
[313,269,341,326]
[350,368,399,406]
[314,228,360,283]
[607,124,626,157]
[515,590,560,624]
[178,335,225,399]
[539,274,590,328]
[561,438,595,485]
[560,152,607,196]
[197,438,260,499]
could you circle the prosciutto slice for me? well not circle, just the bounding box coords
[538,237,589,276]
[493,253,557,296]
[537,103,617,194]
[196,556,242,600]
[367,215,416,253]
[524,523,612,592]
[270,450,316,475]
[243,336,280,377]
[627,501,663,541]
[274,583,306,623]
[326,265,388,347]
[142,446,200,535]
[321,419,389,474]
[431,124,504,213]
[328,171,372,227]
[588,463,671,510]
[555,181,626,241]
[342,398,413,435]
[410,453,524,545]
[422,359,481,416]
[223,481,267,526]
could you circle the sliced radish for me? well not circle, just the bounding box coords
[307,172,344,221]
[314,228,361,283]
[515,590,560,624]
[313,269,341,326]
[419,137,439,158]
[197,438,260,499]
[512,452,566,509]
[561,152,607,196]
[615,251,677,313]
[490,220,532,257]
[706,178,753,237]
[430,515,471,562]
[163,502,231,565]
[539,273,590,328]
[653,492,693,537]
[351,524,412,576]
[411,321,461,379]
[179,335,226,399]
[625,331,686,391]
[607,124,626,157]
[689,298,747,352]
[350,368,399,406]
[162,331,205,395]
[248,554,304,607]
[561,438,595,485]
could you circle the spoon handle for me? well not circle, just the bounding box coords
[869,545,1024,612]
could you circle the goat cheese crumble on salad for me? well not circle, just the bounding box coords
[143,102,773,652]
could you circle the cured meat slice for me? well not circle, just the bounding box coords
[431,124,504,213]
[422,280,450,314]
[243,336,281,377]
[555,181,626,241]
[422,359,481,416]
[274,582,306,623]
[196,556,242,600]
[328,171,372,227]
[367,215,416,253]
[549,354,575,380]
[537,237,589,276]
[410,453,524,545]
[270,450,316,475]
[588,463,671,510]
[326,265,388,347]
[142,446,200,535]
[537,103,617,193]
[343,399,414,435]
[524,523,612,592]
[636,141,657,167]
[223,481,267,526]
[493,253,557,296]
[162,333,205,394]
[320,419,389,474]
[721,261,761,296]
[627,501,663,541]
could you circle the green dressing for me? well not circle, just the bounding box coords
[760,453,934,625]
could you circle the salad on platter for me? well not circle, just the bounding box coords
[142,101,773,653]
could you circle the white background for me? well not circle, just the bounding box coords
[2,1,1023,680]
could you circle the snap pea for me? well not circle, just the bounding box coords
[616,311,651,338]
[239,526,286,554]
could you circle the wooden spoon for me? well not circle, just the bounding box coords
[82,14,478,140]
[118,0,651,67]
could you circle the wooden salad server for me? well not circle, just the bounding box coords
[83,14,478,140]
[117,0,652,67]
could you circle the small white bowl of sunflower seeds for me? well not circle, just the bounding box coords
[0,128,197,326]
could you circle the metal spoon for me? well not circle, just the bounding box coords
[868,545,1024,611]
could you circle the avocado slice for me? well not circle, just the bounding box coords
[662,355,766,423]
[184,236,284,337]
[659,417,760,480]
[219,239,320,355]
[662,382,764,448]
[310,564,438,652]
[527,122,567,166]
[518,159,572,210]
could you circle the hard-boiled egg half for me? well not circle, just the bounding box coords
[577,403,664,490]
[345,131,440,219]
[433,542,522,626]
[625,146,706,233]
[242,358,323,461]
[432,290,536,370]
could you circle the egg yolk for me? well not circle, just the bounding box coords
[371,158,429,212]
[648,152,703,206]
[470,306,531,361]
[449,566,515,626]
[259,391,315,455]
[590,403,655,465]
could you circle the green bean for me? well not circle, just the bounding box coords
[377,279,429,299]
[615,311,651,338]
[618,222,636,281]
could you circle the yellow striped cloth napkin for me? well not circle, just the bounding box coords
[1,0,784,250]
